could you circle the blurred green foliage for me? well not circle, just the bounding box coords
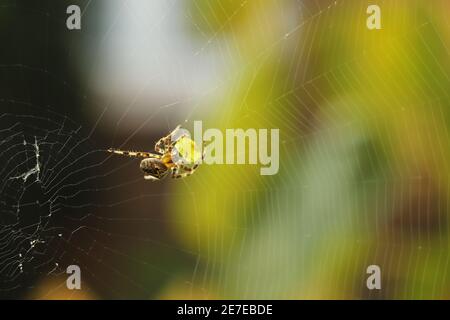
[168,0,450,299]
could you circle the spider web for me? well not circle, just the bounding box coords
[0,92,201,299]
[1,0,450,299]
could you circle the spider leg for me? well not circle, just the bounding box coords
[108,148,160,159]
[170,167,184,179]
[170,164,197,179]
[167,125,181,137]
[155,125,183,154]
[155,137,169,154]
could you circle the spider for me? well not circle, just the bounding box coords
[108,126,202,181]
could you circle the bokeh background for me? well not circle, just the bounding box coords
[1,0,450,299]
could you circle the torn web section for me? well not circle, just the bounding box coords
[0,107,104,298]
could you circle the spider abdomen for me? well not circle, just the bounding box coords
[140,158,168,180]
